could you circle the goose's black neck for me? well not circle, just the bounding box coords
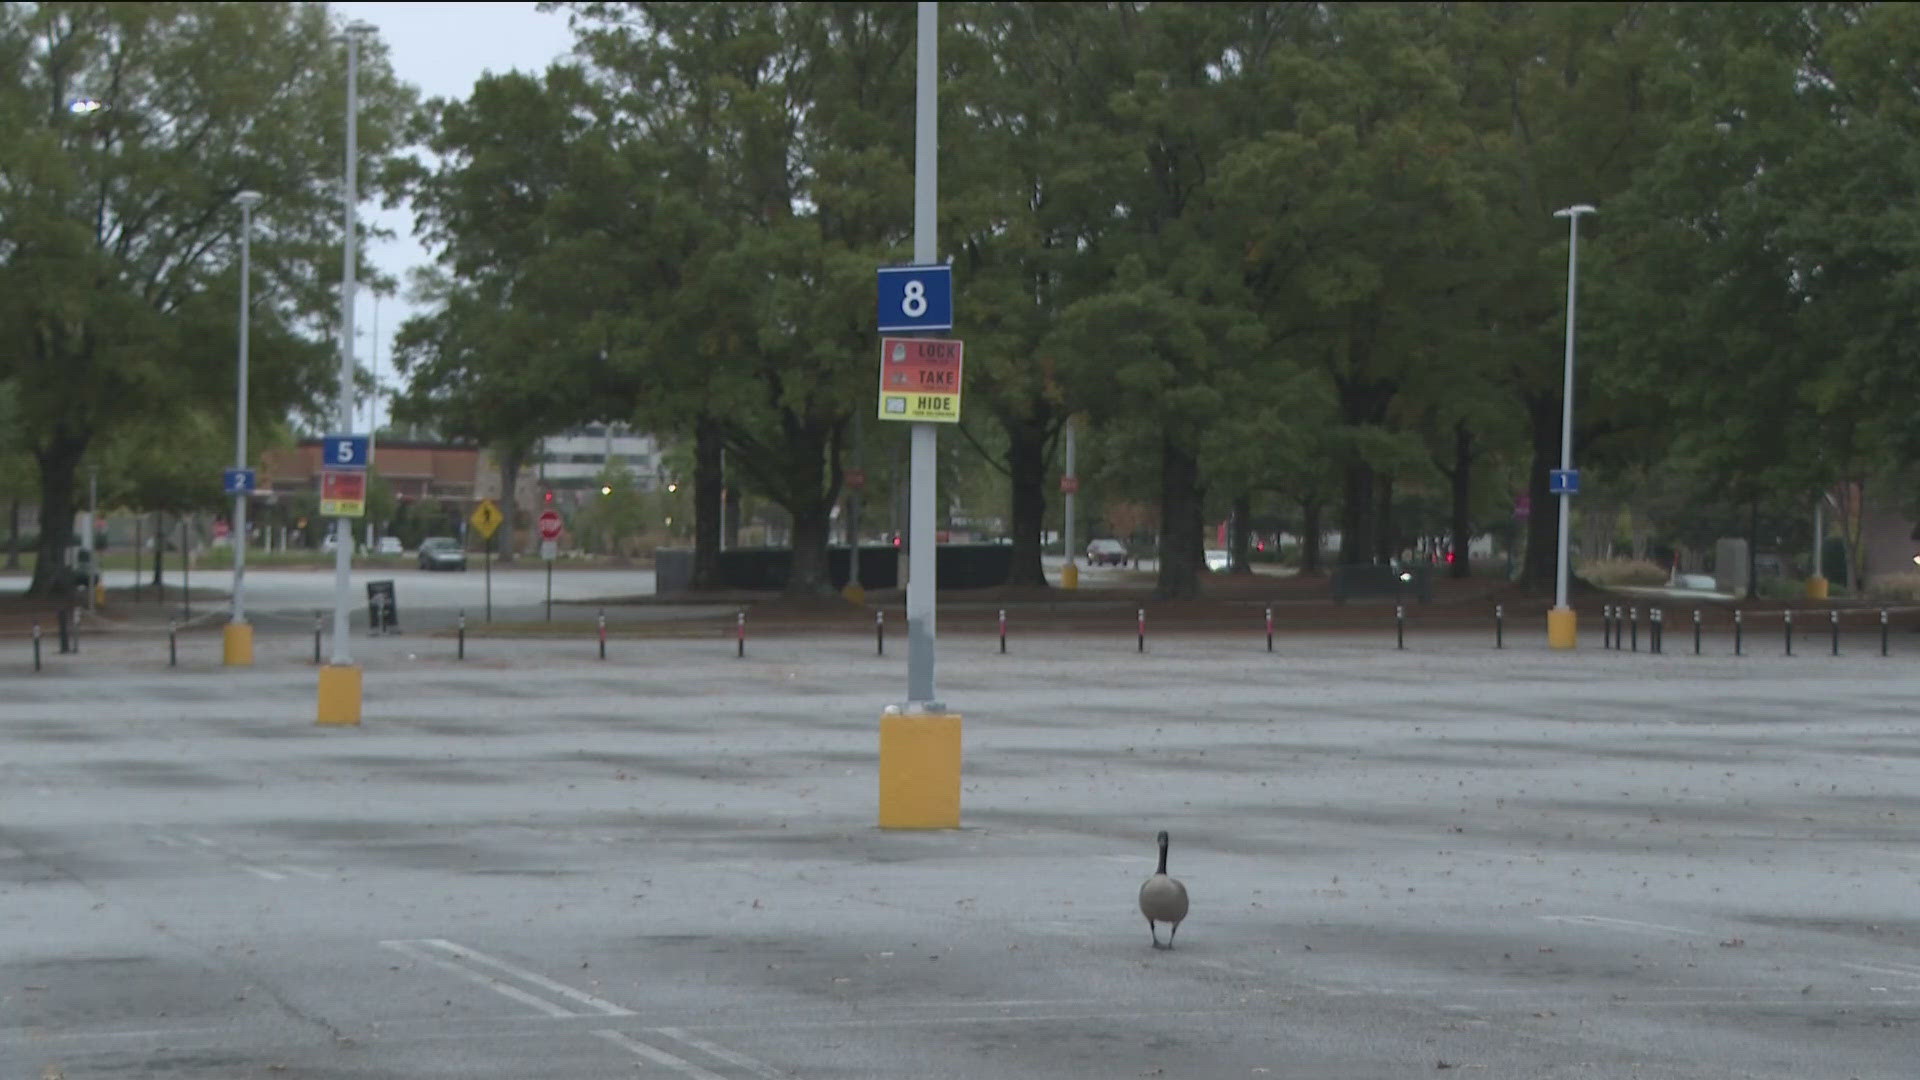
[1156,835,1169,875]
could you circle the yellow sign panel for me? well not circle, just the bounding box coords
[320,470,366,518]
[469,498,503,540]
[877,336,963,423]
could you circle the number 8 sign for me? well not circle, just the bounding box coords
[876,264,952,333]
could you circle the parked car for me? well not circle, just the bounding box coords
[374,537,404,556]
[417,536,467,571]
[1086,538,1128,566]
[1205,548,1230,572]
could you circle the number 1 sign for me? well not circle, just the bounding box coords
[876,264,952,333]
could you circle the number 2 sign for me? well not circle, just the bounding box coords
[876,264,952,333]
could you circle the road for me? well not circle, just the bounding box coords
[4,634,1916,1078]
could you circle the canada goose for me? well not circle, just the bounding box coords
[1138,830,1189,949]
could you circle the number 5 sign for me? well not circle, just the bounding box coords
[322,434,370,470]
[877,264,952,333]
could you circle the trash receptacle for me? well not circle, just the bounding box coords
[365,580,399,635]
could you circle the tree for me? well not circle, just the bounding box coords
[0,2,415,596]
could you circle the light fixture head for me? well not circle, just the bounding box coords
[234,190,264,209]
[1553,204,1598,219]
[67,98,104,115]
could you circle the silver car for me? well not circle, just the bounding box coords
[417,537,467,571]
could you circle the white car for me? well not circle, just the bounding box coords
[375,537,404,556]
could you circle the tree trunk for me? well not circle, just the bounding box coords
[495,447,522,562]
[1522,390,1558,592]
[1230,492,1252,573]
[1004,418,1050,589]
[1374,474,1396,564]
[1155,436,1203,599]
[5,498,18,570]
[1300,495,1323,574]
[1339,461,1374,565]
[25,432,86,598]
[786,496,835,596]
[1449,423,1473,579]
[724,482,742,550]
[690,417,724,590]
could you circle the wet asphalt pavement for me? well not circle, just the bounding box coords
[3,631,1917,1078]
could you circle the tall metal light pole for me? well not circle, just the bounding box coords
[905,0,939,708]
[319,21,374,723]
[226,189,263,666]
[1548,203,1595,650]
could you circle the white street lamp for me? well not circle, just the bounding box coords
[226,189,264,665]
[1548,203,1596,649]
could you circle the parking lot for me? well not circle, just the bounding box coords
[4,634,1917,1078]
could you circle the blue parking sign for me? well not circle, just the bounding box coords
[322,434,370,470]
[877,264,952,333]
[1549,468,1581,495]
[222,468,256,495]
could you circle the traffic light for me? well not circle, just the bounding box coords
[543,489,554,503]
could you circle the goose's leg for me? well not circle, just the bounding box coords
[1166,921,1180,950]
[1147,917,1162,948]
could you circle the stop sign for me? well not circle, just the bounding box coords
[538,508,563,540]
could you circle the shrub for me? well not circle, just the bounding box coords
[1577,557,1668,588]
[1866,573,1920,603]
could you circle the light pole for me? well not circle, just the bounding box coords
[225,189,263,666]
[319,21,375,723]
[1548,203,1596,649]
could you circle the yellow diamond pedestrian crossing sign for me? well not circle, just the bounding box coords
[470,499,503,541]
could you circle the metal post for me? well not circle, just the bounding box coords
[1396,604,1405,650]
[1137,607,1145,653]
[181,516,191,622]
[33,622,41,672]
[1735,609,1743,655]
[87,466,97,614]
[313,611,322,664]
[231,191,261,634]
[1785,610,1793,656]
[169,620,177,668]
[1693,609,1701,656]
[1063,418,1077,576]
[1551,204,1596,640]
[1653,608,1663,654]
[56,608,70,654]
[903,0,940,708]
[1266,606,1274,652]
[483,540,492,623]
[735,610,744,659]
[876,610,885,657]
[1629,607,1638,653]
[1495,604,1504,649]
[330,23,372,667]
[457,610,466,661]
[998,608,1006,654]
[1831,609,1839,656]
[1881,609,1889,657]
[599,609,608,660]
[1602,604,1613,649]
[545,559,552,622]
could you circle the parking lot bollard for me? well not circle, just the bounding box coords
[1603,605,1613,650]
[169,620,177,668]
[1629,607,1639,653]
[1396,604,1405,650]
[458,610,466,661]
[999,609,1007,654]
[1137,608,1146,654]
[32,622,41,672]
[1882,609,1890,657]
[599,609,608,660]
[1495,604,1504,649]
[1693,609,1702,656]
[1735,609,1744,655]
[1266,606,1274,653]
[1831,609,1840,656]
[735,610,744,659]
[1785,610,1793,656]
[876,610,885,657]
[313,611,322,665]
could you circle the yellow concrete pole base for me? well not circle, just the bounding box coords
[1805,576,1829,600]
[1547,606,1578,650]
[1061,563,1079,590]
[222,622,255,666]
[317,664,363,726]
[879,711,961,829]
[94,581,107,608]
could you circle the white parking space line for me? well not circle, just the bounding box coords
[653,1026,790,1080]
[594,1030,731,1080]
[420,939,634,1017]
[1843,960,1920,981]
[379,940,575,1018]
[1539,915,1710,937]
[151,832,289,881]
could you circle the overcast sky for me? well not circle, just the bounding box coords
[328,2,578,428]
